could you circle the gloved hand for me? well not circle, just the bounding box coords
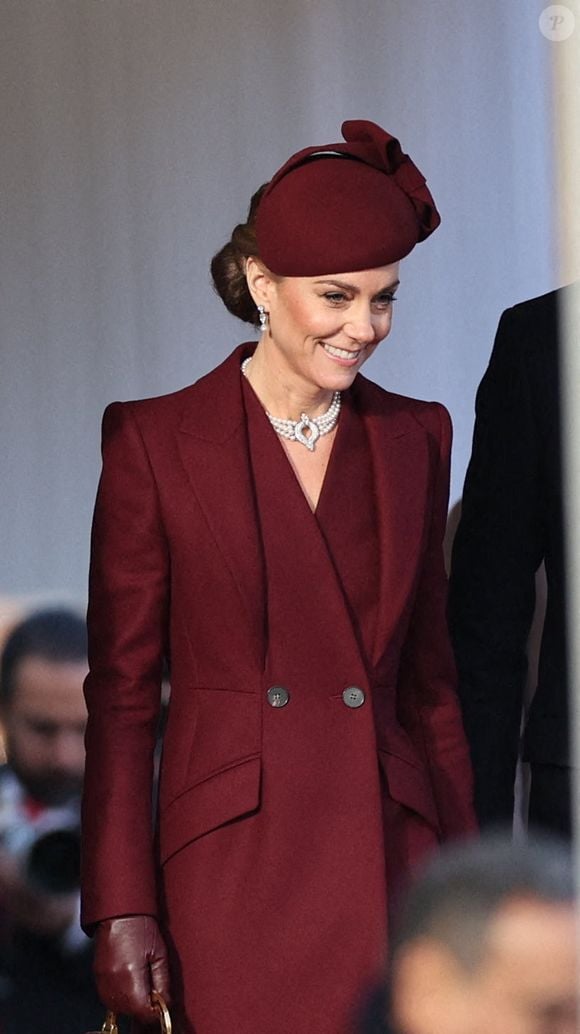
[93,915,171,1023]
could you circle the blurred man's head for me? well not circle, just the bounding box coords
[391,835,577,1034]
[0,609,88,805]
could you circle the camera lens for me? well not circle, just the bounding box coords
[26,828,81,895]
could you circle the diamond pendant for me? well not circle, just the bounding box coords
[294,414,320,451]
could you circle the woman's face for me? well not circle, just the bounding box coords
[261,263,400,393]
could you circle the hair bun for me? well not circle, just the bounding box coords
[211,186,267,325]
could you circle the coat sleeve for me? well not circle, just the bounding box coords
[81,402,170,930]
[448,308,544,826]
[397,402,477,839]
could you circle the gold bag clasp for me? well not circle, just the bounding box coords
[101,1013,118,1034]
[90,990,171,1034]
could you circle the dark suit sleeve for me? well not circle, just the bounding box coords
[448,307,544,825]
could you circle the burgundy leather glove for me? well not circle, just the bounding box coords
[93,915,171,1023]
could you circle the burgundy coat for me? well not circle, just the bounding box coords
[81,344,475,1033]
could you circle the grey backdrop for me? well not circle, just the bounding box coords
[1,0,556,602]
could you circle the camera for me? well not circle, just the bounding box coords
[0,805,80,896]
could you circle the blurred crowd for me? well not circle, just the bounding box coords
[0,607,103,1032]
[360,834,577,1034]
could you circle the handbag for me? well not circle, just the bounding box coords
[87,991,172,1034]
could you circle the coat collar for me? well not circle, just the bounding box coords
[179,343,256,443]
[179,349,423,444]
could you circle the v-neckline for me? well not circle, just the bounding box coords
[241,371,350,517]
[278,426,341,515]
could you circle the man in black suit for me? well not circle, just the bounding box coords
[448,288,570,835]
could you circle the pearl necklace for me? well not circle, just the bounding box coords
[241,357,341,452]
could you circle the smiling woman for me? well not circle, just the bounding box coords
[246,262,399,383]
[81,120,476,1034]
[241,260,401,505]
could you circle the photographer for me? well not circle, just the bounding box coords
[0,609,102,1033]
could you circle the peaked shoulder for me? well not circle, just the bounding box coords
[100,343,256,443]
[352,372,450,441]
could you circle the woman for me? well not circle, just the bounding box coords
[81,120,476,1034]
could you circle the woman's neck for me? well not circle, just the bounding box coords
[244,340,335,420]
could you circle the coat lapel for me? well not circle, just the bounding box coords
[176,344,267,667]
[353,376,432,670]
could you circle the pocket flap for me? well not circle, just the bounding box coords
[159,755,261,865]
[378,749,439,831]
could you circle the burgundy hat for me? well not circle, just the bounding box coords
[254,119,440,276]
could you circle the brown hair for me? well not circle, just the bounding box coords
[210,184,268,326]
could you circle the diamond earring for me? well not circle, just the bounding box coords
[257,305,269,332]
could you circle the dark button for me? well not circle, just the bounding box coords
[267,685,290,708]
[342,686,365,709]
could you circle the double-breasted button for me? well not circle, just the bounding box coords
[342,686,365,709]
[267,685,290,708]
